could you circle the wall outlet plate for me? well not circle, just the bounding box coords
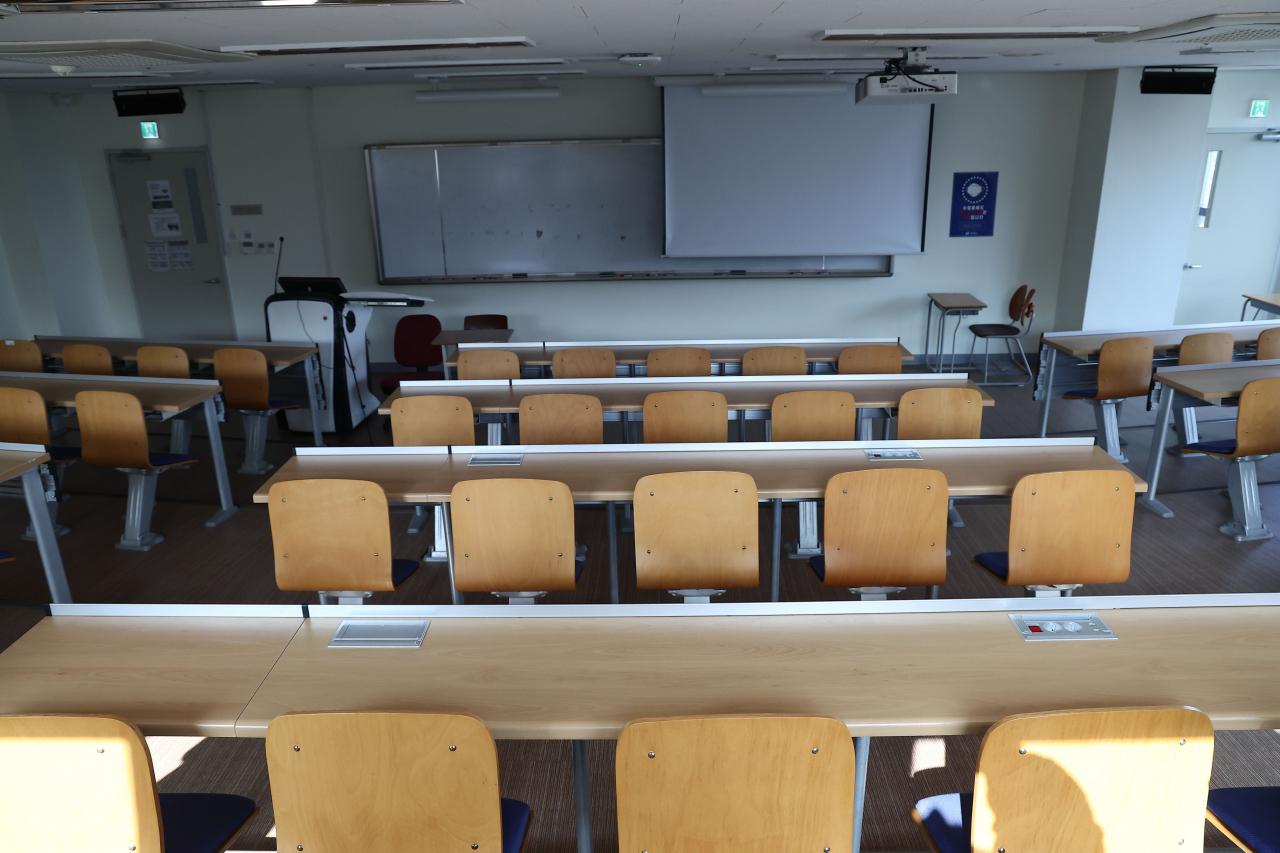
[864,448,923,460]
[329,619,429,648]
[1009,612,1116,641]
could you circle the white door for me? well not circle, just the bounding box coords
[108,149,236,338]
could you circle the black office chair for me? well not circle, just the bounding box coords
[967,286,1035,385]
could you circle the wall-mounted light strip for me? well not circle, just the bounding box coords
[415,87,560,102]
[700,83,849,97]
[353,58,564,71]
[414,69,586,79]
[223,35,530,55]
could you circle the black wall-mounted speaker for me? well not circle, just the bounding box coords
[113,88,186,117]
[1140,67,1217,95]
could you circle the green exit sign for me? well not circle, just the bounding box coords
[140,121,159,139]
[1250,100,1269,118]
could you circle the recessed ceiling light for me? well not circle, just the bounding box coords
[14,0,458,10]
[222,37,532,56]
[414,69,586,79]
[350,58,564,71]
[821,27,1137,41]
[93,78,272,87]
[0,39,251,67]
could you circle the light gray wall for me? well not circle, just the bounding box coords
[1209,70,1280,132]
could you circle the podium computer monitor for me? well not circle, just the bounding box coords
[278,277,346,296]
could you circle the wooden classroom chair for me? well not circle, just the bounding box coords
[966,285,1036,385]
[517,394,603,445]
[268,478,420,604]
[0,551,12,563]
[837,344,901,375]
[1169,332,1236,454]
[0,339,43,372]
[642,390,728,443]
[809,469,948,600]
[646,346,711,377]
[0,714,257,853]
[61,343,113,376]
[770,390,858,442]
[1180,376,1280,542]
[213,348,298,475]
[266,712,530,853]
[457,349,521,380]
[380,313,444,392]
[464,313,509,330]
[0,386,79,538]
[391,395,476,446]
[552,347,616,378]
[1258,327,1280,361]
[449,478,584,603]
[1062,336,1154,463]
[913,706,1214,853]
[897,386,984,528]
[1206,786,1280,853]
[633,471,757,602]
[742,346,806,376]
[137,345,200,455]
[76,389,197,551]
[617,715,856,853]
[971,469,1134,597]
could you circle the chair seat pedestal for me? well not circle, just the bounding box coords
[318,590,373,605]
[116,468,164,551]
[237,409,277,474]
[671,588,726,604]
[784,499,823,559]
[1026,584,1080,597]
[1222,455,1272,542]
[494,591,547,604]
[850,586,906,601]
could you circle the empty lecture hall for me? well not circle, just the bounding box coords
[4,3,1280,853]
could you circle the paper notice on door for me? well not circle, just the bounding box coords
[148,179,174,211]
[145,240,170,272]
[149,213,182,237]
[167,240,193,271]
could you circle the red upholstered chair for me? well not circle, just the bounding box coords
[380,315,445,393]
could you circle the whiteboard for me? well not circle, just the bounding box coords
[365,140,890,284]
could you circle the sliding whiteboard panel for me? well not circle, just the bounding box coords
[367,147,445,279]
[664,87,931,257]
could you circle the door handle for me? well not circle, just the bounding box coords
[1182,264,1201,270]
[203,277,222,284]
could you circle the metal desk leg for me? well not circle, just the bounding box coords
[202,397,238,527]
[21,467,72,603]
[442,501,463,605]
[853,736,870,853]
[303,354,324,447]
[771,498,782,602]
[1138,385,1175,518]
[923,299,935,372]
[606,500,619,604]
[1036,347,1057,438]
[572,740,594,853]
[949,311,966,373]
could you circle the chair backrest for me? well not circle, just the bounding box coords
[393,314,444,369]
[838,345,901,374]
[1095,337,1153,400]
[770,391,858,442]
[1008,285,1036,324]
[642,390,728,443]
[518,394,603,445]
[552,347,616,378]
[0,387,51,445]
[391,395,475,446]
[821,469,948,588]
[617,715,856,853]
[896,387,983,440]
[75,390,153,469]
[464,314,508,331]
[268,479,398,592]
[135,345,190,379]
[1177,332,1234,367]
[633,471,758,590]
[646,346,711,377]
[450,479,578,592]
[1235,376,1280,456]
[457,350,520,380]
[214,348,271,411]
[1005,470,1134,586]
[1255,327,1280,361]
[267,712,504,853]
[971,706,1214,853]
[0,714,163,853]
[0,339,43,372]
[742,346,806,376]
[62,344,113,376]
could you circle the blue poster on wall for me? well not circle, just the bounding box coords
[950,172,998,237]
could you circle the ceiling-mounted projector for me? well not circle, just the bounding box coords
[856,71,957,103]
[619,53,660,67]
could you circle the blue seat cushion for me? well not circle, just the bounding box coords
[501,797,532,853]
[0,550,13,562]
[1063,388,1098,399]
[48,445,81,461]
[149,452,198,468]
[391,559,419,586]
[973,551,1009,579]
[158,792,256,853]
[809,555,825,582]
[970,323,1021,338]
[269,399,298,410]
[1208,787,1280,853]
[1184,439,1237,456]
[915,792,972,853]
[575,559,585,583]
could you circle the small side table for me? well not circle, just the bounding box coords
[924,293,987,373]
[1241,293,1280,321]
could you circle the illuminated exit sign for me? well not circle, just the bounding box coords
[1250,100,1269,118]
[140,121,159,139]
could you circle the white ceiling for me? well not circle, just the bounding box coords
[0,0,1278,92]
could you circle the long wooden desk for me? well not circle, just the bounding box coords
[0,371,237,527]
[1242,292,1280,320]
[0,443,70,603]
[1139,360,1280,541]
[1034,320,1280,437]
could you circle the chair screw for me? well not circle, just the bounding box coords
[97,747,104,753]
[1018,748,1026,754]
[294,745,300,751]
[648,751,655,758]
[1179,739,1186,745]
[450,745,457,751]
[825,848,831,852]
[472,844,479,849]
[812,747,819,753]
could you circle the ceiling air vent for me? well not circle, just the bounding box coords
[1097,14,1280,44]
[0,40,250,67]
[822,27,1136,41]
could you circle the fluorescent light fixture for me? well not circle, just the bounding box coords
[15,0,457,9]
[822,26,1136,40]
[93,78,272,87]
[0,39,251,66]
[353,58,563,71]
[140,121,159,138]
[223,36,531,55]
[0,70,175,79]
[415,87,560,102]
[700,83,848,97]
[415,69,585,79]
